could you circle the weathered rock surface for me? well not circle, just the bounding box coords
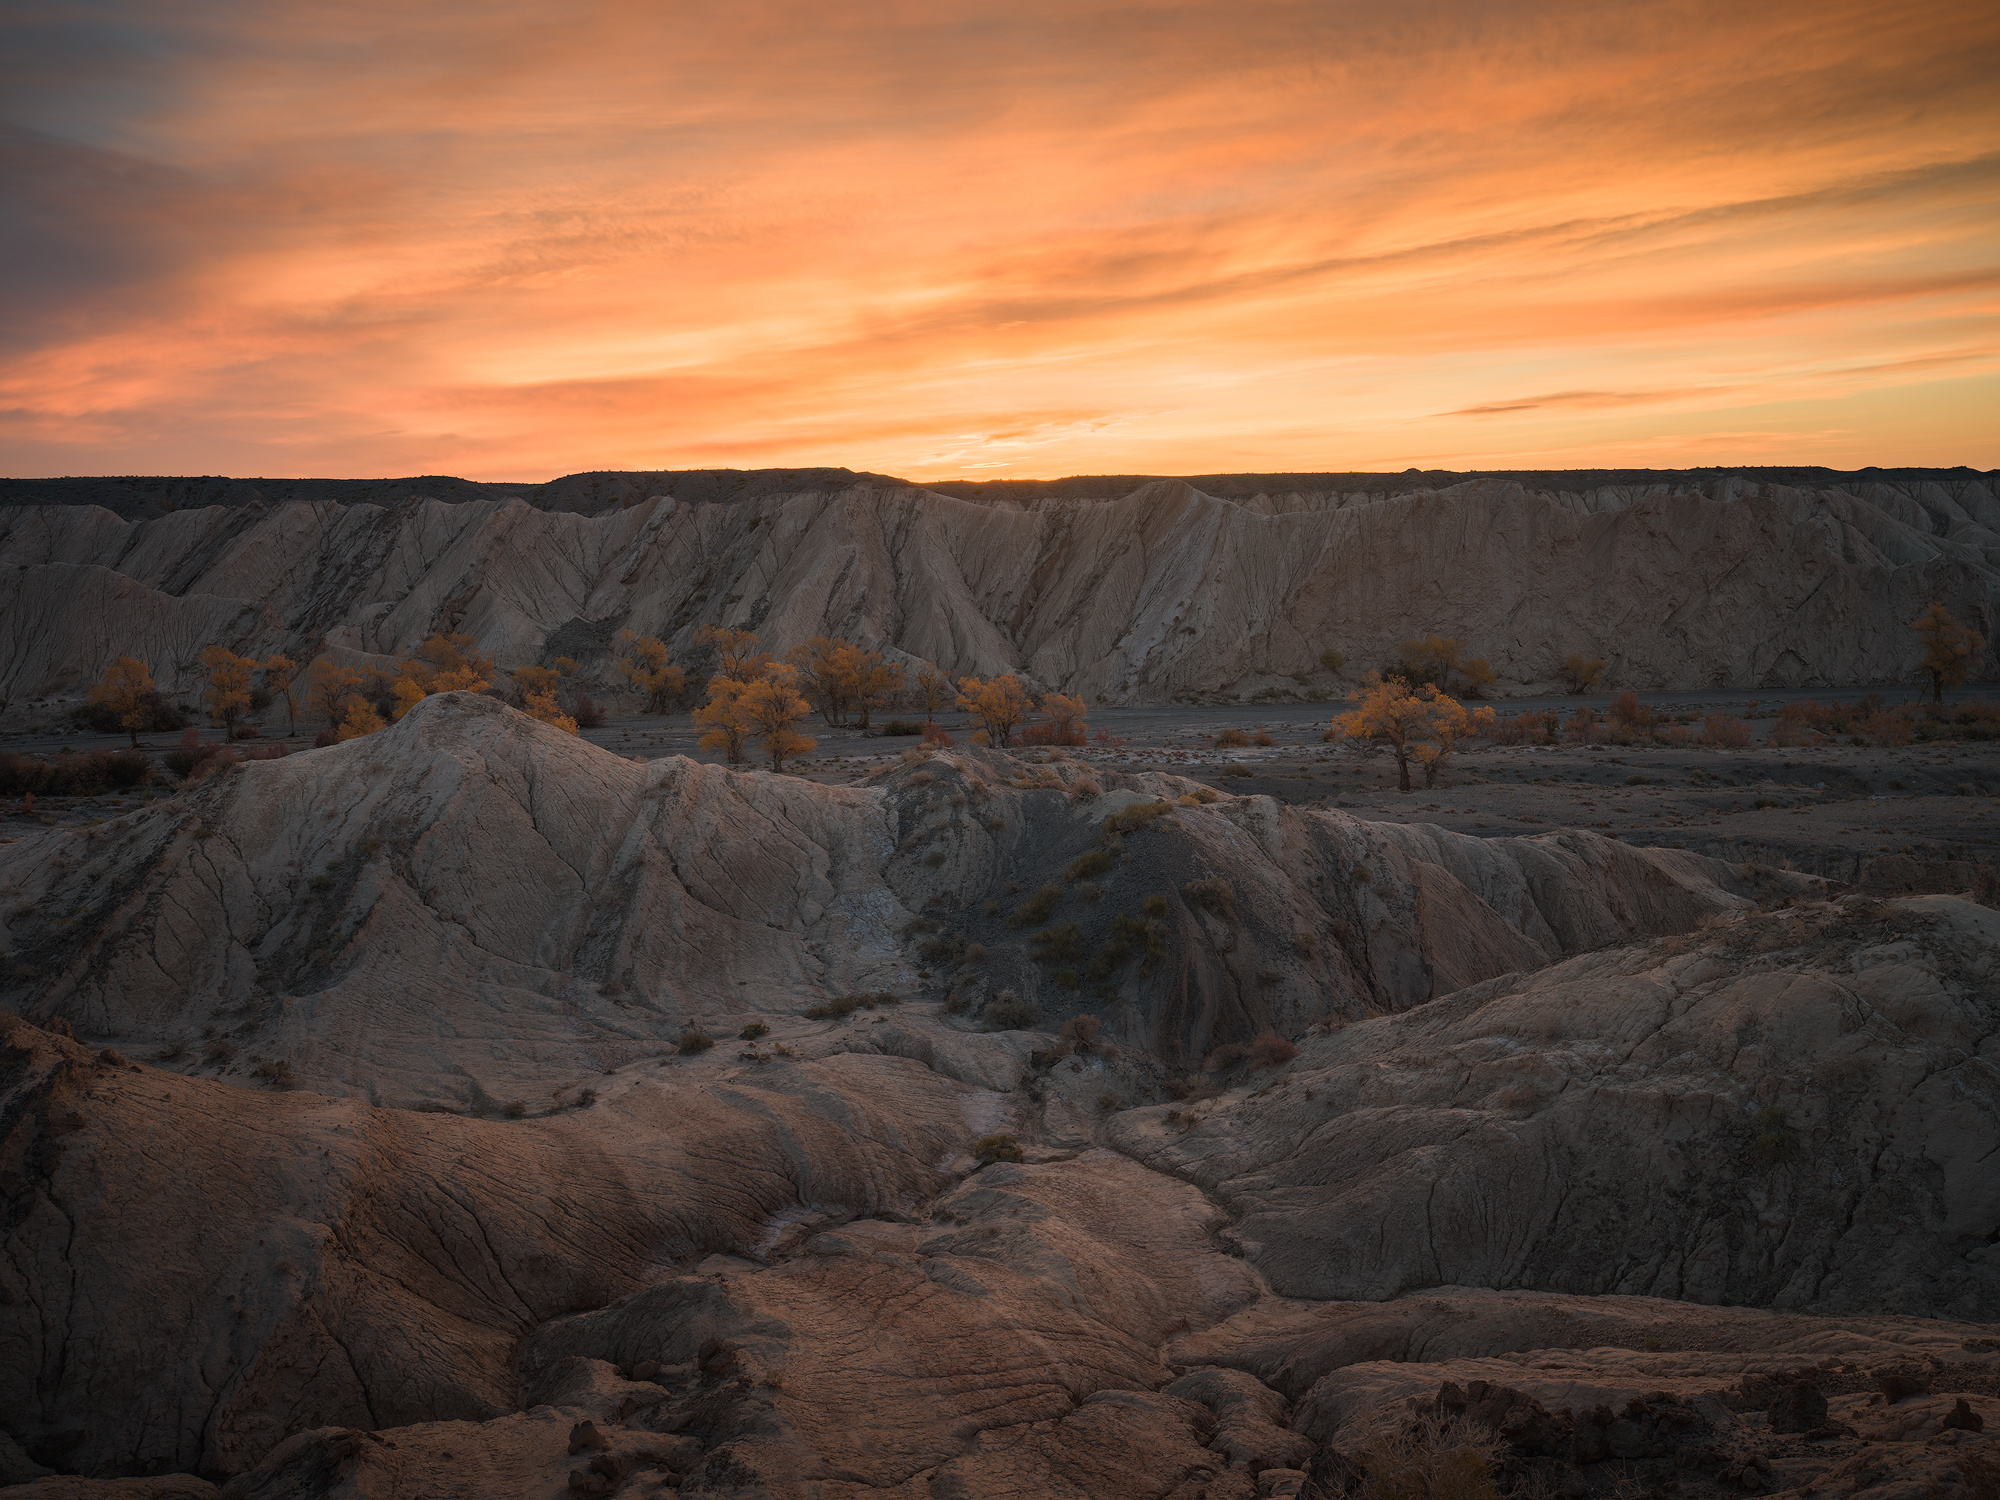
[2,470,1993,710]
[0,697,1798,1099]
[0,1014,985,1478]
[2,697,1995,1500]
[1110,895,2000,1317]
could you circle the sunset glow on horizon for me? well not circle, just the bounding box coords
[4,0,1997,481]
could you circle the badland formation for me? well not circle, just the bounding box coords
[0,467,1996,1500]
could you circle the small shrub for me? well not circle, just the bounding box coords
[1701,712,1750,749]
[677,1028,716,1055]
[1249,1031,1298,1067]
[252,1058,294,1087]
[1066,847,1116,882]
[1215,728,1250,748]
[803,991,901,1020]
[1295,929,1319,958]
[575,1087,598,1108]
[1007,884,1063,928]
[504,1100,528,1118]
[1100,800,1172,836]
[1204,1042,1247,1071]
[974,1132,1025,1164]
[739,1021,770,1040]
[983,991,1039,1030]
[1218,764,1253,779]
[75,689,184,735]
[1060,1014,1101,1048]
[1252,730,1274,746]
[1141,893,1168,916]
[1031,922,1085,965]
[881,719,924,736]
[1625,774,1652,785]
[0,749,156,796]
[572,692,608,729]
[963,941,989,963]
[921,932,967,963]
[1182,878,1235,920]
[203,1038,236,1064]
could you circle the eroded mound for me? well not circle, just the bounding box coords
[0,696,1798,1101]
[0,698,1993,1500]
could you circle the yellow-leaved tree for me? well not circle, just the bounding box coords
[1039,692,1088,745]
[1561,653,1607,693]
[1336,673,1490,792]
[788,636,860,725]
[698,624,773,684]
[615,629,684,712]
[1397,635,1461,688]
[852,652,903,730]
[1912,603,1984,702]
[1411,692,1495,788]
[87,657,159,748]
[742,665,817,771]
[262,654,300,734]
[335,698,387,742]
[694,678,754,763]
[914,666,952,723]
[956,674,1032,747]
[409,631,495,689]
[510,660,579,734]
[305,658,363,726]
[199,645,258,737]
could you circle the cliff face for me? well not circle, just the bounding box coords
[2,471,1995,708]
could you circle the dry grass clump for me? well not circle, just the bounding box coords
[983,991,1038,1030]
[1249,1031,1298,1068]
[1066,847,1116,882]
[1182,878,1235,920]
[974,1132,1024,1164]
[1007,884,1064,928]
[1215,728,1250,748]
[804,991,901,1020]
[676,1028,715,1055]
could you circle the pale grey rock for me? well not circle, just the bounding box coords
[1,474,1992,711]
[1109,895,2000,1317]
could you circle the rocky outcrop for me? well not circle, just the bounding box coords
[1109,895,2000,1318]
[2,471,1994,710]
[0,1013,983,1478]
[0,697,1800,1101]
[2,699,1994,1498]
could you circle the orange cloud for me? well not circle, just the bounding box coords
[2,0,1995,479]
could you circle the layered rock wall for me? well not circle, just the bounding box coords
[2,472,1994,709]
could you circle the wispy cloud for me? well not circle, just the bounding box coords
[1,0,1995,477]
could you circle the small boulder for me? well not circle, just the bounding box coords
[1874,1368,1931,1403]
[1939,1397,1984,1433]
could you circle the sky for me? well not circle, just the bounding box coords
[2,0,1996,481]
